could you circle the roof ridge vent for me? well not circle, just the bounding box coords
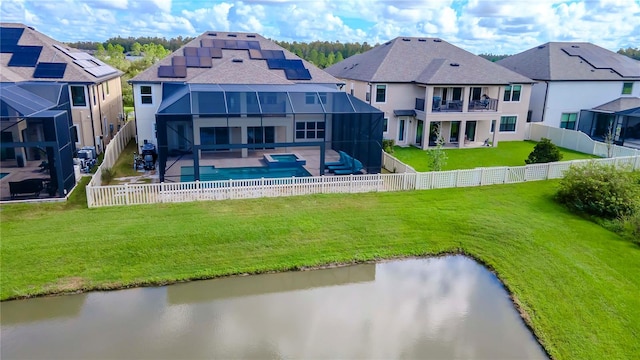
[571,45,580,48]
[247,34,256,38]
[450,62,460,67]
[208,32,217,36]
[433,39,442,42]
[385,41,392,45]
[537,45,545,49]
[402,38,411,41]
[232,58,243,63]
[227,33,237,37]
[418,38,426,42]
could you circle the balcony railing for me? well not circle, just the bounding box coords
[468,98,498,112]
[432,98,463,112]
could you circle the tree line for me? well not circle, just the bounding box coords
[274,40,375,68]
[67,35,195,52]
[617,47,640,60]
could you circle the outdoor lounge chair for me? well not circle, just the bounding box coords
[333,158,364,175]
[324,151,350,169]
[327,154,354,172]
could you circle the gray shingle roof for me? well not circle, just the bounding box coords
[0,23,121,83]
[325,37,533,85]
[130,31,339,85]
[497,42,640,81]
[593,97,640,112]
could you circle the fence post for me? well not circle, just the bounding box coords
[124,183,130,205]
[503,167,509,184]
[160,182,165,203]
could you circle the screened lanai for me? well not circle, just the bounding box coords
[0,82,76,200]
[155,83,384,182]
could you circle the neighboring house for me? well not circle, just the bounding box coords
[497,42,640,147]
[1,23,124,156]
[325,37,534,149]
[130,31,383,182]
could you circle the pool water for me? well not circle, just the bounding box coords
[270,154,298,162]
[0,173,8,180]
[181,166,311,182]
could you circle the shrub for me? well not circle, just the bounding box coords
[525,138,563,164]
[382,139,395,153]
[556,162,639,219]
[101,167,115,185]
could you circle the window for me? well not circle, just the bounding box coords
[70,86,86,107]
[527,110,532,123]
[560,113,577,129]
[295,121,325,139]
[106,81,110,95]
[622,82,633,95]
[398,119,405,141]
[91,87,96,105]
[141,86,152,104]
[101,83,105,101]
[365,91,370,102]
[503,85,521,102]
[383,118,388,132]
[305,93,316,104]
[499,116,517,132]
[375,84,386,103]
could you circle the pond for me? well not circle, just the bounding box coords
[1,256,547,359]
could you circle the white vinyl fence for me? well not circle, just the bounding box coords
[85,123,640,208]
[529,123,640,158]
[86,155,640,208]
[88,120,136,187]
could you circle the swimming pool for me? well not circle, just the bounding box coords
[0,173,9,180]
[181,166,311,182]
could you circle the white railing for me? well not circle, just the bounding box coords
[529,123,640,157]
[382,152,417,173]
[85,155,640,208]
[88,120,136,187]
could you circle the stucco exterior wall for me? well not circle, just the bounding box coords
[133,83,163,147]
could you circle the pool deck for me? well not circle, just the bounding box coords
[163,147,342,182]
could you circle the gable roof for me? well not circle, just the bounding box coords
[130,31,339,85]
[497,42,640,81]
[0,23,121,83]
[324,37,533,85]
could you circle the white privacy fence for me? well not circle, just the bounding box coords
[382,152,417,173]
[88,120,136,187]
[85,155,640,208]
[529,123,640,157]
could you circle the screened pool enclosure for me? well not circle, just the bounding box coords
[155,83,384,182]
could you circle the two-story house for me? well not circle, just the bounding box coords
[129,31,383,182]
[1,23,124,156]
[497,42,640,147]
[325,37,534,149]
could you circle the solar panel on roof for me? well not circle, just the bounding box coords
[197,47,210,57]
[173,65,187,77]
[210,48,223,58]
[213,39,225,48]
[248,41,261,50]
[84,66,117,77]
[284,68,312,80]
[199,57,213,68]
[8,46,42,67]
[158,66,174,77]
[261,50,285,59]
[73,59,95,68]
[186,56,200,67]
[236,41,249,50]
[0,27,24,53]
[248,49,263,59]
[201,39,214,47]
[267,58,304,70]
[224,40,238,49]
[184,47,198,56]
[33,62,67,78]
[173,56,186,66]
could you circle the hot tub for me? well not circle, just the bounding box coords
[263,153,306,168]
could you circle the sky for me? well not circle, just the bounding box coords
[1,0,639,55]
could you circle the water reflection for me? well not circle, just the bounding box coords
[1,256,547,359]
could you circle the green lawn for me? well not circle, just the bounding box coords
[1,181,639,359]
[392,140,599,171]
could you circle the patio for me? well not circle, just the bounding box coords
[162,147,343,182]
[0,159,58,201]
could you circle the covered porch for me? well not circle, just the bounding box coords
[578,98,640,149]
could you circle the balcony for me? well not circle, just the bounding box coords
[431,97,462,112]
[468,98,498,112]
